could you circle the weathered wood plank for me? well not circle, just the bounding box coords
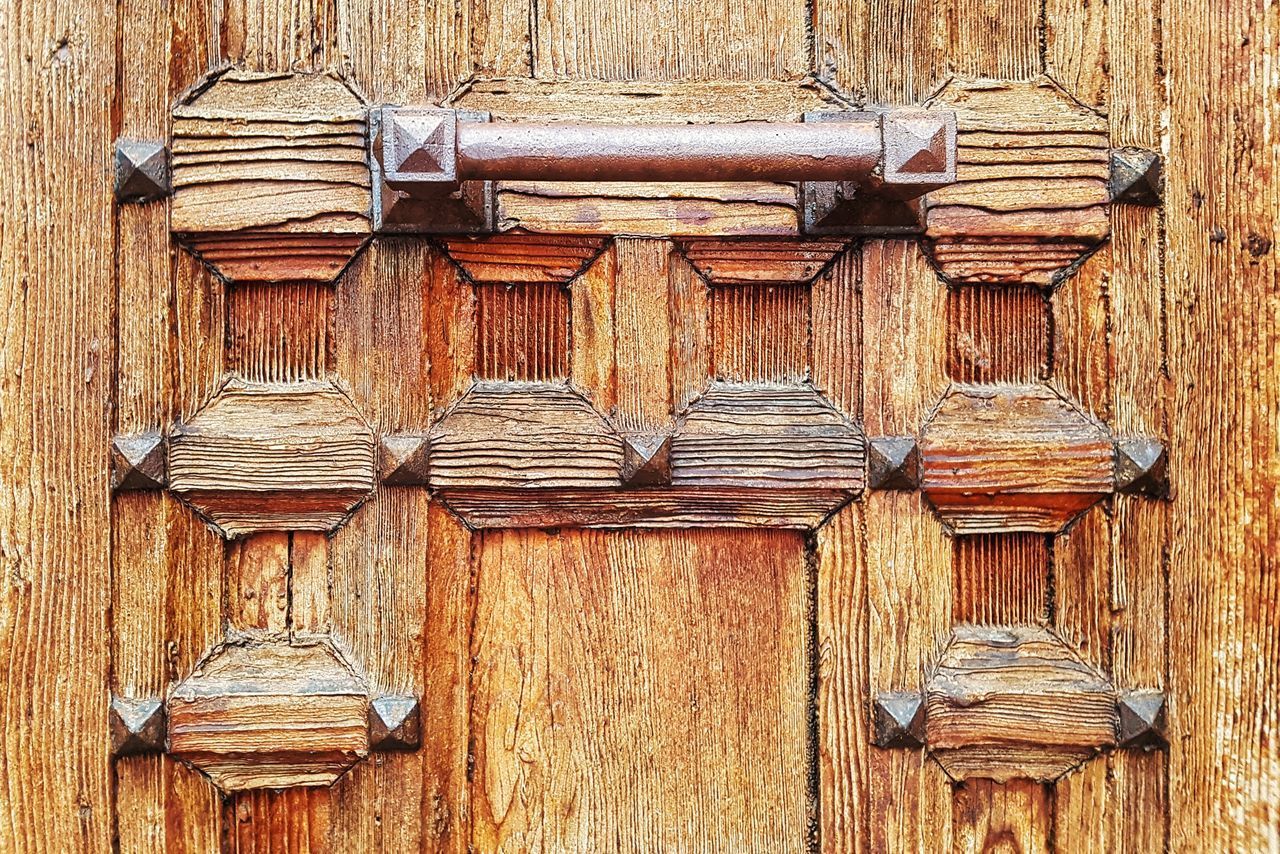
[1164,0,1279,846]
[0,0,117,847]
[471,528,810,850]
[948,285,1048,385]
[476,283,570,381]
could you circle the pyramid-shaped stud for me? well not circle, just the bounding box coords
[379,435,431,486]
[114,138,170,203]
[883,111,956,186]
[110,696,166,757]
[1109,148,1162,206]
[379,107,458,185]
[369,695,422,751]
[621,433,672,487]
[1117,690,1167,748]
[867,436,920,491]
[111,431,167,491]
[872,691,926,748]
[1114,436,1168,498]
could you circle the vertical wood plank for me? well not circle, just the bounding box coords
[289,532,330,636]
[0,0,119,847]
[613,238,673,431]
[227,284,333,384]
[472,529,810,850]
[862,240,953,853]
[669,250,710,413]
[227,533,291,637]
[953,779,1051,854]
[1163,0,1279,846]
[949,286,1049,386]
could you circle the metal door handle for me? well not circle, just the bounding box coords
[371,105,956,233]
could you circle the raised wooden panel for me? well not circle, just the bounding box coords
[924,78,1109,287]
[167,640,369,791]
[168,381,376,536]
[171,71,371,283]
[681,238,849,284]
[920,384,1114,533]
[673,382,864,491]
[441,232,607,284]
[925,626,1118,782]
[711,284,811,383]
[429,382,623,489]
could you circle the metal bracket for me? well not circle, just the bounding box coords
[801,110,957,235]
[370,105,957,235]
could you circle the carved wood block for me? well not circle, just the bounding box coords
[680,239,849,284]
[168,381,376,536]
[920,384,1113,533]
[672,383,865,491]
[167,640,369,791]
[429,382,624,489]
[441,233,608,284]
[171,71,370,283]
[925,626,1117,782]
[923,77,1110,286]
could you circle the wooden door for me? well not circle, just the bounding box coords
[3,0,1279,852]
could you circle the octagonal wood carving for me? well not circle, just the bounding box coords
[920,384,1114,534]
[168,381,376,537]
[171,70,371,283]
[167,640,369,791]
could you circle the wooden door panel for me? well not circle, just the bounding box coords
[5,0,1277,851]
[471,528,810,850]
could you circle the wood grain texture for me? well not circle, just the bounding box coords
[860,241,954,853]
[711,284,811,384]
[920,384,1114,533]
[673,383,864,490]
[476,283,570,381]
[227,532,290,639]
[442,233,607,285]
[530,0,807,81]
[0,0,117,847]
[925,626,1117,782]
[953,533,1050,625]
[953,778,1051,854]
[470,528,810,851]
[171,71,370,283]
[167,640,369,791]
[227,283,333,383]
[452,79,840,236]
[169,382,376,536]
[430,382,623,489]
[924,78,1110,287]
[948,285,1048,384]
[1164,0,1280,847]
[682,239,849,285]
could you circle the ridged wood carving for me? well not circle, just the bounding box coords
[924,626,1118,782]
[672,383,863,490]
[680,239,849,283]
[441,232,608,284]
[167,640,369,790]
[923,77,1109,286]
[168,381,376,536]
[171,71,370,283]
[920,384,1113,533]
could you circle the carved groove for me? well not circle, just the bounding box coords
[712,285,811,383]
[476,284,570,381]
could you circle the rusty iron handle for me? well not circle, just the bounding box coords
[375,106,956,193]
